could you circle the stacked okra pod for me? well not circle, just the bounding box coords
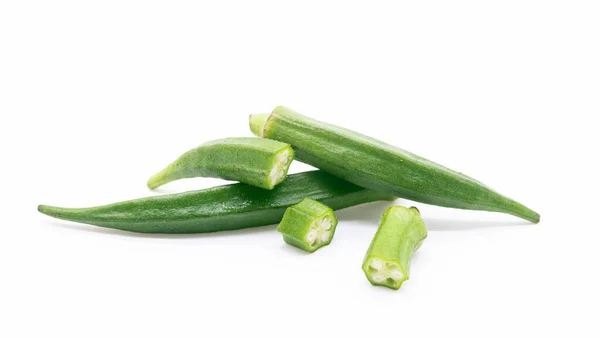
[39,106,539,290]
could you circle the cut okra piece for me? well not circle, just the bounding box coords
[362,206,427,290]
[277,198,338,253]
[147,137,294,190]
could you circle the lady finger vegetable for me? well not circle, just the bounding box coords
[362,206,427,290]
[250,106,540,223]
[147,137,294,190]
[38,171,394,234]
[277,198,338,253]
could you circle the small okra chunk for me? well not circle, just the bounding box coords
[277,198,338,253]
[362,206,427,290]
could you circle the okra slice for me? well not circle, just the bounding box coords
[277,198,338,253]
[147,137,294,190]
[362,206,427,290]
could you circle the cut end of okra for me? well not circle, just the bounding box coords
[362,257,407,290]
[362,206,427,290]
[277,198,338,253]
[267,147,294,189]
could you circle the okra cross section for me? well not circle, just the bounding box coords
[362,206,427,290]
[147,137,294,190]
[277,198,338,253]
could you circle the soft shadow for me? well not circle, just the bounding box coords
[411,249,424,265]
[47,220,277,239]
[278,243,313,256]
[423,218,532,232]
[336,200,396,223]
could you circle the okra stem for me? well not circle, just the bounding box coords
[249,114,269,137]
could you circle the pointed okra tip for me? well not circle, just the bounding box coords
[277,198,338,253]
[37,204,65,219]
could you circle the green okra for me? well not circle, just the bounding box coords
[250,107,540,223]
[362,206,427,290]
[38,171,394,234]
[277,198,338,253]
[147,137,294,190]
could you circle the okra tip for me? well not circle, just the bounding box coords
[37,204,62,218]
[146,168,170,189]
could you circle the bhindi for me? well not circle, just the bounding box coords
[362,206,427,290]
[250,106,540,223]
[277,198,338,253]
[38,171,394,234]
[147,137,294,190]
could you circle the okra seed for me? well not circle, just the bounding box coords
[268,149,293,186]
[305,217,334,246]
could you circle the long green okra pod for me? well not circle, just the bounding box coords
[147,137,294,190]
[38,171,394,234]
[250,107,540,223]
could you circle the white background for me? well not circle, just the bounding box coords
[1,1,599,337]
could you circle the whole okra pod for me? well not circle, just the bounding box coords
[250,106,540,223]
[38,171,394,234]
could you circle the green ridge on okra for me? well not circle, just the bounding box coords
[250,107,540,223]
[147,137,294,190]
[38,171,394,234]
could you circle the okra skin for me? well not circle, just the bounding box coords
[277,198,338,252]
[147,137,294,190]
[253,107,540,223]
[38,171,394,234]
[362,206,427,290]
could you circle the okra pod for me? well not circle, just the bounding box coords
[147,137,294,190]
[362,206,427,290]
[38,171,394,234]
[277,198,338,253]
[250,107,540,223]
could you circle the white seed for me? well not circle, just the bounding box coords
[371,272,386,283]
[306,231,317,244]
[321,218,332,230]
[388,267,404,281]
[370,259,384,270]
[319,231,331,243]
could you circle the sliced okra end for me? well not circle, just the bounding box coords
[277,198,338,253]
[362,257,408,290]
[265,146,294,189]
[362,206,427,290]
